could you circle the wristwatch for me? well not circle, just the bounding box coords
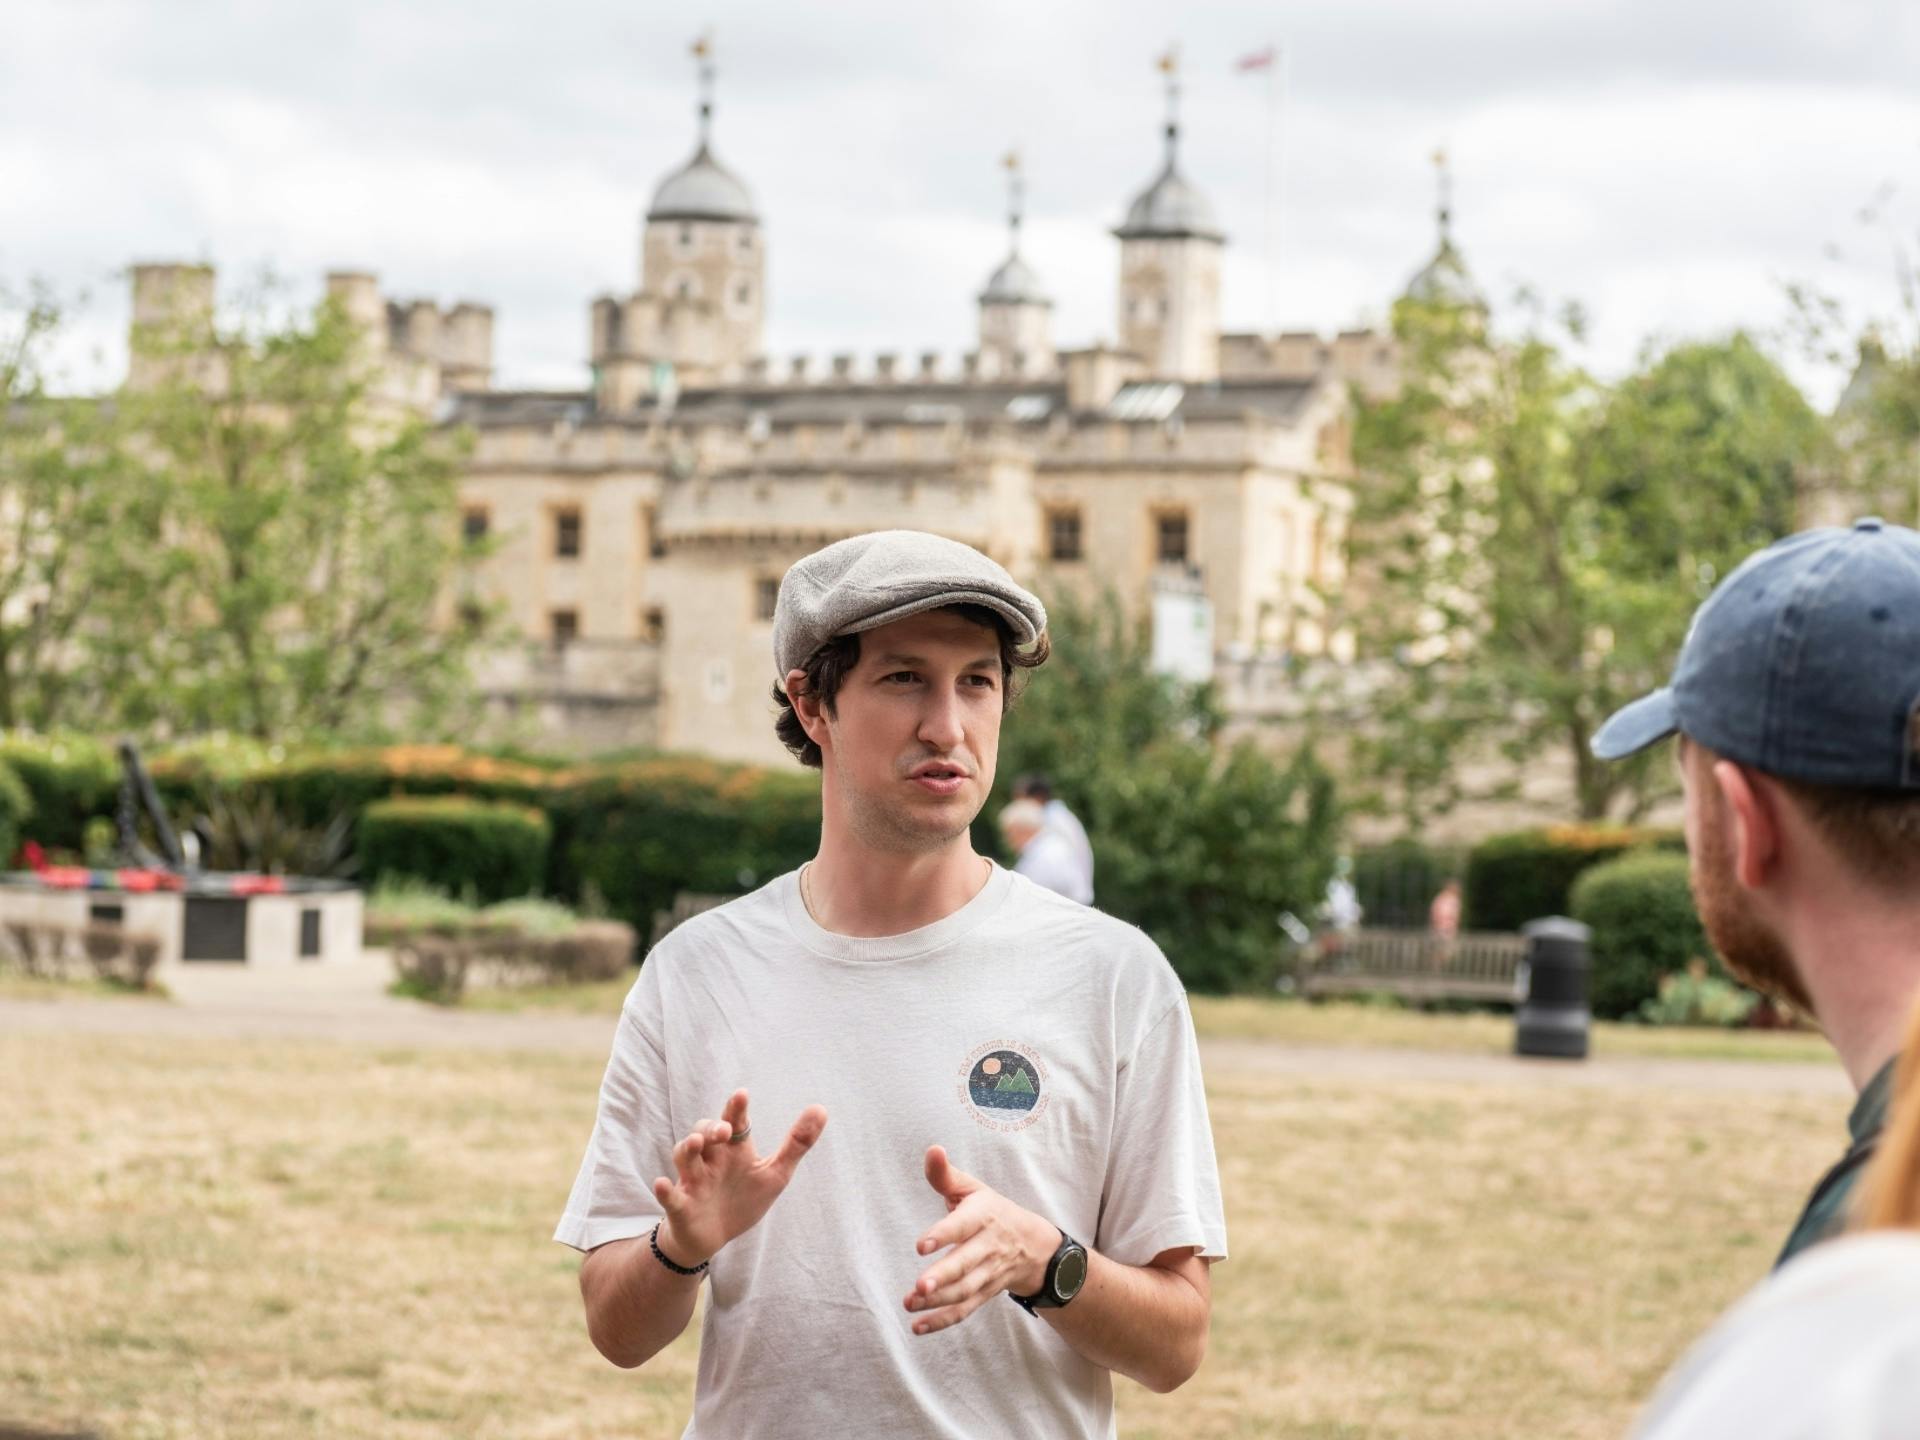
[1010,1229,1089,1314]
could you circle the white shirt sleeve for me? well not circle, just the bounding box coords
[1095,994,1229,1266]
[554,982,677,1252]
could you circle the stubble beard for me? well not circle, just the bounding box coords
[1690,805,1816,1016]
[834,752,982,856]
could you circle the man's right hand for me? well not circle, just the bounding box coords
[652,1088,829,1267]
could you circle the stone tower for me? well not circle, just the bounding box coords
[638,35,764,379]
[1113,52,1223,383]
[1403,148,1482,313]
[976,153,1054,377]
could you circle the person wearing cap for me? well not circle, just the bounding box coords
[1591,517,1920,1267]
[554,530,1226,1438]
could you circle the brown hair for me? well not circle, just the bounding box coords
[1772,775,1920,894]
[770,604,1049,768]
[1856,993,1920,1230]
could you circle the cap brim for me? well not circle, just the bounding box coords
[1591,688,1679,760]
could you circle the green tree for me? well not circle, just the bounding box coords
[1338,288,1827,825]
[992,590,1338,993]
[0,282,160,730]
[114,283,487,740]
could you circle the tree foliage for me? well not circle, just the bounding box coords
[0,284,160,730]
[991,590,1339,992]
[105,284,487,740]
[1338,287,1829,825]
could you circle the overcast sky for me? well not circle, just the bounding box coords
[6,0,1919,402]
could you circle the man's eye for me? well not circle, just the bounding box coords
[884,671,919,684]
[964,675,998,689]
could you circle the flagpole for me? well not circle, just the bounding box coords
[1264,49,1276,331]
[1274,42,1289,333]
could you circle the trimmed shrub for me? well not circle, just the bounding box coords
[1638,963,1757,1028]
[360,796,551,904]
[545,757,820,944]
[1570,849,1724,1019]
[0,733,115,852]
[1463,824,1682,933]
[1352,838,1461,929]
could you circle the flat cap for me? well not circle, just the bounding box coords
[773,530,1047,679]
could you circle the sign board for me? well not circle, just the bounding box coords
[1150,581,1214,684]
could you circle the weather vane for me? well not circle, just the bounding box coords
[1002,150,1024,256]
[693,32,716,145]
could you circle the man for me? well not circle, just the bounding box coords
[998,797,1087,902]
[1014,772,1095,904]
[555,529,1226,1438]
[1591,518,1920,1266]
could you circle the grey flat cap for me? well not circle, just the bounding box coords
[773,530,1047,679]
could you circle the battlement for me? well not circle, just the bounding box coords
[725,347,1061,390]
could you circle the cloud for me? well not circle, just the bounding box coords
[4,0,1915,402]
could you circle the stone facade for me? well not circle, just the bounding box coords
[123,69,1448,769]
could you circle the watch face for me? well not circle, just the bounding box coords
[1053,1245,1089,1302]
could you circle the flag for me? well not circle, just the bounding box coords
[1157,47,1178,75]
[1236,46,1277,72]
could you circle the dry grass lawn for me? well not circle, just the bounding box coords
[0,1027,1846,1439]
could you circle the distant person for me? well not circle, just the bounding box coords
[1013,773,1094,904]
[1590,519,1920,1267]
[1631,994,1920,1439]
[1427,879,1461,940]
[998,798,1087,903]
[1324,858,1363,935]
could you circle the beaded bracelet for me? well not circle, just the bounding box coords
[650,1222,709,1276]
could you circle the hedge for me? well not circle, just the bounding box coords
[1569,850,1727,1019]
[0,733,116,853]
[1352,838,1460,930]
[1462,824,1682,933]
[359,795,552,904]
[544,757,821,942]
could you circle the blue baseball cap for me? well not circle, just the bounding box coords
[1591,518,1920,789]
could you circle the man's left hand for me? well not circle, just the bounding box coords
[905,1145,1060,1335]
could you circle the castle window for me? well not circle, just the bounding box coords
[678,223,694,249]
[640,503,666,559]
[1155,510,1190,566]
[461,506,489,544]
[1047,507,1083,563]
[676,280,693,300]
[754,577,780,622]
[549,608,579,648]
[553,506,583,559]
[641,606,665,643]
[736,229,753,253]
[735,283,751,306]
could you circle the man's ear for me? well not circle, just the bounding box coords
[1712,759,1779,891]
[786,668,830,751]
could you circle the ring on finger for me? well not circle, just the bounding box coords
[727,1124,752,1144]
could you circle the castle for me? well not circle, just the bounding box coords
[130,50,1466,765]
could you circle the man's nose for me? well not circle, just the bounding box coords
[918,686,965,751]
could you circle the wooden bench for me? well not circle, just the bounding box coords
[1299,928,1529,1004]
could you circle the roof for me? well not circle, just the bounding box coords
[1114,157,1223,242]
[648,143,758,225]
[979,253,1049,306]
[1404,238,1481,308]
[449,375,1322,431]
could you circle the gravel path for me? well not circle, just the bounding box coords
[0,958,1851,1098]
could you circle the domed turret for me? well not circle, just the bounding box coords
[1112,50,1223,382]
[631,35,765,381]
[977,153,1054,375]
[1403,150,1483,311]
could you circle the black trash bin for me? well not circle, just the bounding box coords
[1515,916,1591,1060]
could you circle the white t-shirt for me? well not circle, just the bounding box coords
[1016,827,1090,904]
[555,862,1227,1440]
[1632,1232,1920,1440]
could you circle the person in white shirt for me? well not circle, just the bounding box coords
[998,797,1089,903]
[556,530,1226,1440]
[1015,773,1095,903]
